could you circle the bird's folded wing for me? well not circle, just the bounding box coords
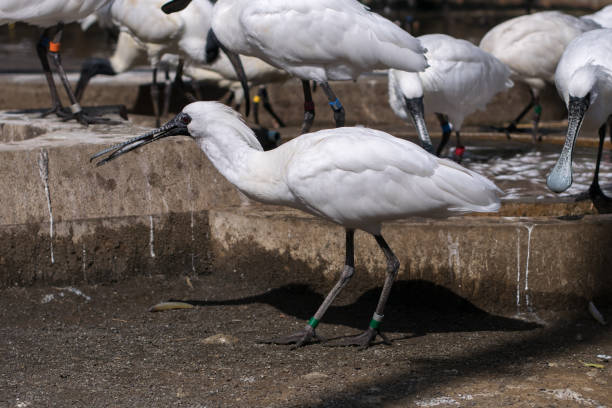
[240,0,428,73]
[285,129,499,225]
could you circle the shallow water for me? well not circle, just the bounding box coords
[458,141,612,200]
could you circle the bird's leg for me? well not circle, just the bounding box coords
[172,59,198,103]
[532,95,542,143]
[261,229,356,348]
[332,234,397,349]
[151,67,161,127]
[46,24,109,125]
[36,26,65,118]
[505,89,536,138]
[589,123,612,213]
[435,113,452,157]
[300,80,315,134]
[454,131,465,162]
[319,81,345,128]
[162,62,173,121]
[258,86,286,128]
[253,87,262,126]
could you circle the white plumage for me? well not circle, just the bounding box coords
[480,11,600,137]
[581,5,612,28]
[0,0,110,27]
[76,0,289,124]
[92,101,501,348]
[204,0,429,131]
[211,0,428,82]
[389,33,513,156]
[547,28,612,211]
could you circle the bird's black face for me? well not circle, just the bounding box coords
[91,113,192,166]
[161,0,192,14]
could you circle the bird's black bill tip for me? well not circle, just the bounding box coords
[90,113,191,167]
[161,0,192,14]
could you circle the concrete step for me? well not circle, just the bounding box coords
[0,111,243,225]
[2,204,610,322]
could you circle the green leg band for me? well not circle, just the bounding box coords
[369,319,382,330]
[534,105,542,115]
[308,317,320,329]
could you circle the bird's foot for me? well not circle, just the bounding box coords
[39,105,70,120]
[63,110,112,126]
[503,122,518,139]
[589,183,612,214]
[327,327,391,350]
[258,326,323,348]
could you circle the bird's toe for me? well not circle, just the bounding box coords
[326,328,391,349]
[258,327,321,347]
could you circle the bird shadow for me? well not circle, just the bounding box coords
[166,280,541,336]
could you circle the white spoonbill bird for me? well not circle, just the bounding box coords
[547,28,612,213]
[75,0,252,120]
[389,33,513,159]
[162,0,429,137]
[480,11,600,140]
[91,101,501,348]
[0,0,112,124]
[581,5,612,28]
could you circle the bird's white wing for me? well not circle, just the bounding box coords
[1,0,110,26]
[111,0,185,44]
[239,0,427,78]
[418,34,512,127]
[285,128,499,233]
[480,11,597,82]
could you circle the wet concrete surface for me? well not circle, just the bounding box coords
[1,274,610,407]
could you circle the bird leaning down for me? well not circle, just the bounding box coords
[91,101,502,348]
[0,0,112,124]
[74,0,289,127]
[162,0,430,141]
[547,28,612,213]
[388,33,513,160]
[479,11,600,140]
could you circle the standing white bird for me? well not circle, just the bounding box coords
[91,101,501,348]
[480,11,600,140]
[0,0,112,124]
[162,0,429,138]
[389,33,513,159]
[581,5,612,28]
[547,28,612,212]
[75,0,253,123]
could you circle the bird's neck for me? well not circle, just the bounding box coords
[195,122,287,203]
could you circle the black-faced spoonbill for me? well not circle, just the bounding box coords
[547,28,612,213]
[91,101,501,348]
[480,11,600,140]
[389,33,513,160]
[162,0,429,136]
[0,0,112,124]
[75,0,288,125]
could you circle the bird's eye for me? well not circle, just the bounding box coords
[181,114,191,125]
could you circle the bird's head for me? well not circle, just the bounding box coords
[91,102,261,166]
